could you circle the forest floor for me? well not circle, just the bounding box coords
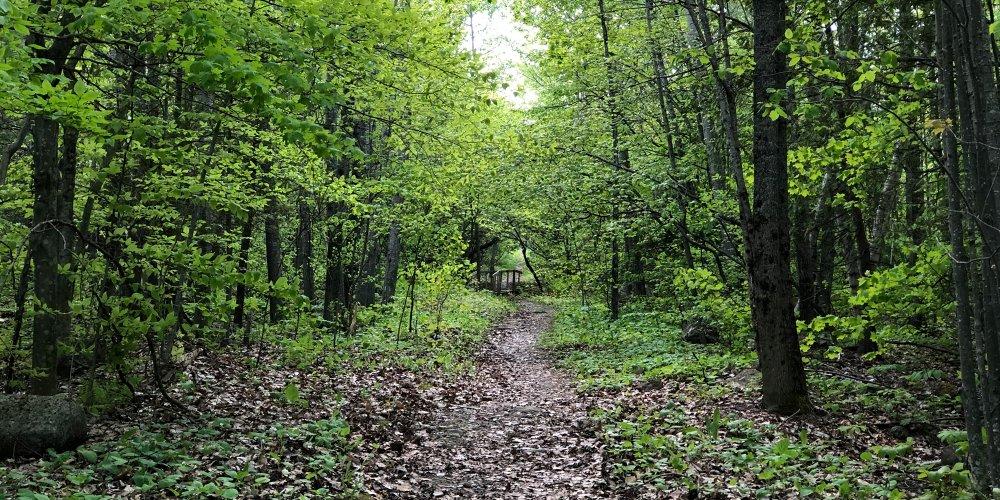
[397,301,604,499]
[1,295,969,498]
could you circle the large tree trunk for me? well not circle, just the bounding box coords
[748,0,809,414]
[27,20,77,395]
[30,120,77,396]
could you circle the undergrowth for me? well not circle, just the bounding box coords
[540,297,971,498]
[2,287,513,499]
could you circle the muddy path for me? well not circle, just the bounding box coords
[399,301,605,499]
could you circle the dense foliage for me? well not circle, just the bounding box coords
[3,0,1000,495]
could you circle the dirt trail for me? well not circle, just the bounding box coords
[405,301,605,499]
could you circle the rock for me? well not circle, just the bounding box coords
[0,394,89,457]
[682,318,720,344]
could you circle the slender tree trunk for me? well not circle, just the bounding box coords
[938,1,987,480]
[382,196,403,303]
[749,0,809,414]
[870,162,902,266]
[354,220,381,307]
[235,209,254,345]
[322,221,345,325]
[514,228,544,292]
[5,257,31,392]
[321,107,346,326]
[264,198,284,323]
[597,0,625,318]
[645,0,693,272]
[793,197,818,323]
[950,0,1000,479]
[691,0,751,232]
[294,197,315,301]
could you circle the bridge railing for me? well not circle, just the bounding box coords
[488,269,522,294]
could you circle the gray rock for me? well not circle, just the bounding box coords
[682,318,721,344]
[0,394,89,457]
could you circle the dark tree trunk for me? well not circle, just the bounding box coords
[514,228,544,292]
[30,119,78,395]
[294,197,315,301]
[5,257,31,392]
[938,1,987,480]
[264,199,284,323]
[322,221,345,325]
[27,22,77,395]
[848,198,877,353]
[354,221,381,307]
[597,0,625,318]
[793,197,818,323]
[949,0,1000,481]
[321,107,346,326]
[748,0,809,414]
[624,236,648,297]
[235,209,254,345]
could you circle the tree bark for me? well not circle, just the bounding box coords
[382,217,402,304]
[235,209,254,346]
[29,120,78,395]
[294,197,315,301]
[937,1,987,480]
[264,196,284,323]
[748,0,809,414]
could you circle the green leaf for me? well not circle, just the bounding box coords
[283,382,300,404]
[78,448,98,463]
[706,409,721,438]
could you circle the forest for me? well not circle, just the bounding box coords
[1,0,999,497]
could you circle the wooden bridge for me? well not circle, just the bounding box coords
[487,269,522,294]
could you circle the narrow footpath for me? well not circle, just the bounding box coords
[405,301,605,499]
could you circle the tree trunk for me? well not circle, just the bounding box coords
[322,221,345,325]
[748,0,809,414]
[29,119,77,396]
[382,220,402,303]
[949,0,1000,481]
[235,210,254,346]
[264,198,284,323]
[294,197,315,301]
[938,1,987,480]
[870,162,902,266]
[354,220,381,307]
[793,197,818,323]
